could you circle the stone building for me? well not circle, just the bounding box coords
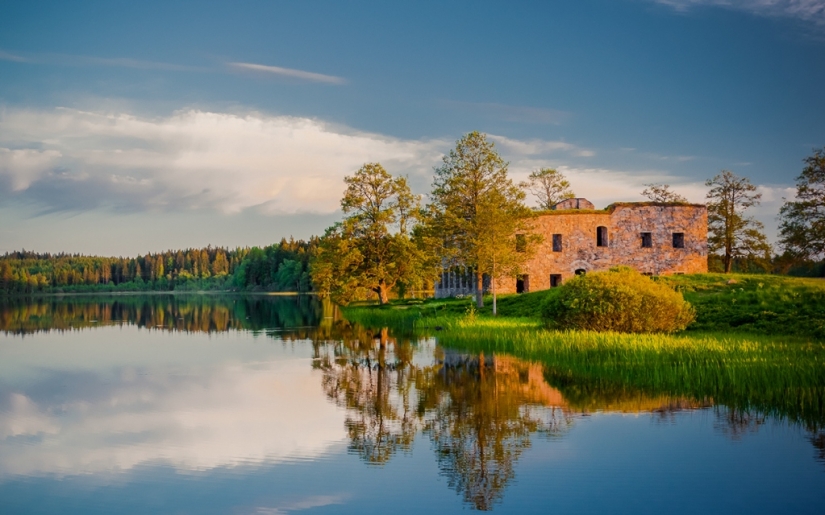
[434,199,707,298]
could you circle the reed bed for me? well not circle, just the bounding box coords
[343,306,825,427]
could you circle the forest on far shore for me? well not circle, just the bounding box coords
[0,237,318,295]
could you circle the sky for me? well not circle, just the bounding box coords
[1,0,824,256]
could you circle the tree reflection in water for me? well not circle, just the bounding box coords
[315,325,421,464]
[5,296,824,507]
[314,322,573,510]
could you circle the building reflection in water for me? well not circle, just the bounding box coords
[314,321,575,510]
[2,295,823,509]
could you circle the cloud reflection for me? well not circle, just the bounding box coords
[0,358,346,478]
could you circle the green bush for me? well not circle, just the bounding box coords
[540,267,695,333]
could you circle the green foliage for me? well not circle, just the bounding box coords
[1,238,317,295]
[230,238,316,292]
[311,163,435,305]
[706,170,771,273]
[427,131,537,308]
[519,167,575,210]
[779,147,825,261]
[539,267,695,333]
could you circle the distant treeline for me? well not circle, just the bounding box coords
[708,253,825,277]
[0,237,318,295]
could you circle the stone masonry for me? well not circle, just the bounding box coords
[434,200,707,297]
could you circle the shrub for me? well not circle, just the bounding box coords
[540,267,695,333]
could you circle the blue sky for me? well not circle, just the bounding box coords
[1,0,824,255]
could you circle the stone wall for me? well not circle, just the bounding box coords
[435,202,708,297]
[494,203,707,294]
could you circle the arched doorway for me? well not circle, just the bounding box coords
[570,260,591,277]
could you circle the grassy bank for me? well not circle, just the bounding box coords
[342,273,825,426]
[345,273,825,339]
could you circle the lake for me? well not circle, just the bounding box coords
[1,294,823,514]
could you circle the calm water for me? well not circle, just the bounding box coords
[1,295,823,514]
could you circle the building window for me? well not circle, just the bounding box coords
[515,233,526,252]
[641,232,652,248]
[552,234,563,252]
[575,268,587,276]
[550,274,562,287]
[596,226,608,247]
[672,232,685,248]
[516,275,529,293]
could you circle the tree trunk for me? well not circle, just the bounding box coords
[492,259,497,316]
[377,281,390,305]
[476,272,484,308]
[724,250,732,273]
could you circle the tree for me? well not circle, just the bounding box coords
[519,167,575,210]
[311,163,431,305]
[428,132,536,309]
[641,183,687,203]
[779,148,825,261]
[705,170,771,273]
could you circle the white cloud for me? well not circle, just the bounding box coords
[227,62,346,84]
[0,105,791,241]
[488,134,595,158]
[0,148,62,191]
[653,0,825,26]
[0,107,447,214]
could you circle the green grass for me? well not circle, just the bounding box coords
[342,274,825,426]
[348,273,825,338]
[659,274,825,338]
[433,317,824,427]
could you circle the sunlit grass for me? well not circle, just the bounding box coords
[343,298,825,427]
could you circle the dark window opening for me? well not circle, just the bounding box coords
[550,274,562,287]
[515,233,526,252]
[575,268,586,276]
[552,234,563,252]
[641,232,652,248]
[516,275,529,293]
[596,226,608,247]
[672,232,685,248]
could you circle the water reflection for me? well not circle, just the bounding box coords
[1,295,824,512]
[0,294,322,334]
[313,326,575,510]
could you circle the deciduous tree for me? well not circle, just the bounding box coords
[428,132,536,309]
[641,183,687,203]
[311,163,432,305]
[779,148,825,261]
[519,167,575,210]
[705,170,771,273]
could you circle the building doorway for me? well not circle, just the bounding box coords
[575,269,586,276]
